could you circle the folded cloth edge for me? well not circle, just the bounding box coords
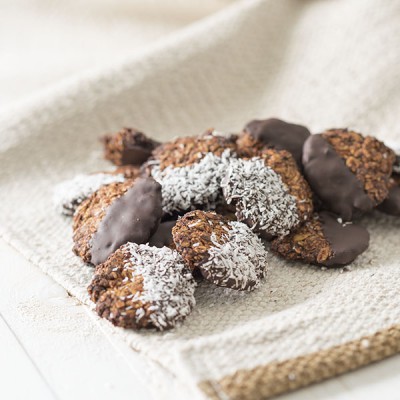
[196,324,400,400]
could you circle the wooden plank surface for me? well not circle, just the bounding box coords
[1,238,400,400]
[0,239,159,400]
[0,314,55,400]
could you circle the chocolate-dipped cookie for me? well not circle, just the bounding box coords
[303,129,395,221]
[53,166,140,216]
[73,177,162,265]
[221,154,311,238]
[271,211,369,267]
[147,130,237,214]
[172,211,268,291]
[88,243,195,330]
[103,127,160,166]
[237,118,310,165]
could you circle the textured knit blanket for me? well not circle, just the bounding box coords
[1,1,400,399]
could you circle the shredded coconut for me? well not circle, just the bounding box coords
[53,173,125,216]
[201,221,268,291]
[221,157,300,236]
[122,243,196,330]
[151,150,234,214]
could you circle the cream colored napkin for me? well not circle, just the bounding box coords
[0,0,231,107]
[1,0,400,399]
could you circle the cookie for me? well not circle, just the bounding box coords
[73,177,162,265]
[87,243,195,330]
[148,130,237,214]
[237,118,310,165]
[221,157,303,238]
[271,211,370,267]
[303,129,395,221]
[103,127,160,166]
[54,173,125,216]
[222,146,313,230]
[172,211,268,291]
[53,166,140,216]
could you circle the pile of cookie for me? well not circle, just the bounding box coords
[54,119,400,331]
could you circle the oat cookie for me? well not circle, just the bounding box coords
[271,212,370,267]
[53,173,126,216]
[103,127,160,166]
[88,243,195,330]
[148,130,237,214]
[221,157,301,237]
[172,210,268,291]
[303,129,395,221]
[53,166,140,216]
[237,118,310,165]
[73,177,162,265]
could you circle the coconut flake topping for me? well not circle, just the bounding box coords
[53,173,125,216]
[201,220,268,291]
[151,150,234,214]
[221,157,299,236]
[123,243,196,330]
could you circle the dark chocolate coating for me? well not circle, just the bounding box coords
[378,184,400,216]
[121,131,160,165]
[91,178,162,265]
[244,118,310,164]
[148,220,176,248]
[302,134,374,221]
[319,212,369,267]
[394,155,400,174]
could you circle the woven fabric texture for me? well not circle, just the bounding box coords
[1,0,400,399]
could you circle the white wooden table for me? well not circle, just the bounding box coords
[1,238,400,400]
